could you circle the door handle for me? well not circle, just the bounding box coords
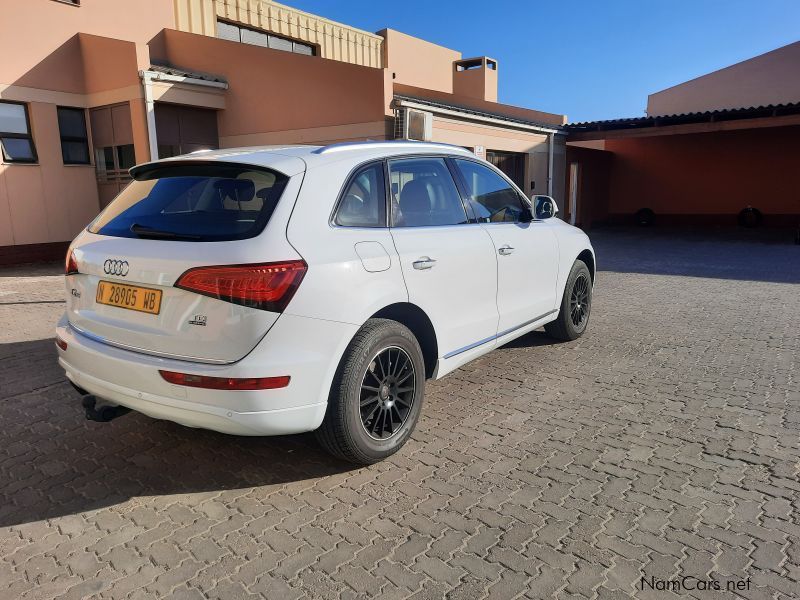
[412,256,436,270]
[498,245,515,256]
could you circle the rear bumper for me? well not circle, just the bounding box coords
[56,313,358,436]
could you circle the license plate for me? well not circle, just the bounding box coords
[96,280,162,315]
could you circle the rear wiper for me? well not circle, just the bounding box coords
[130,223,201,241]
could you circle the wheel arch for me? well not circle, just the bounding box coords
[577,248,595,283]
[370,302,438,379]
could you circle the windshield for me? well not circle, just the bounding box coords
[88,163,290,241]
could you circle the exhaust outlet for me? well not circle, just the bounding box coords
[82,395,131,423]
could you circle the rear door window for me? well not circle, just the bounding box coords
[88,163,289,241]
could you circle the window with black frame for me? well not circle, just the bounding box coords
[0,101,37,163]
[57,107,90,165]
[217,20,316,56]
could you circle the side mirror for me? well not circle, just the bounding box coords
[532,195,558,219]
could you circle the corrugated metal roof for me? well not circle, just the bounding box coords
[148,63,227,84]
[394,94,565,133]
[566,102,800,132]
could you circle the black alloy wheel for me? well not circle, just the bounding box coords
[316,318,425,464]
[545,259,592,341]
[360,346,415,440]
[570,273,590,329]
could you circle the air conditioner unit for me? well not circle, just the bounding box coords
[398,108,433,141]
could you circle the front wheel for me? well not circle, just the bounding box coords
[316,319,425,464]
[545,259,592,341]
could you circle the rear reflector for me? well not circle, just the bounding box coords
[55,336,68,351]
[65,250,79,275]
[159,370,291,391]
[174,260,307,312]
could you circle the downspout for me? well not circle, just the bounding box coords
[547,132,554,197]
[139,71,159,161]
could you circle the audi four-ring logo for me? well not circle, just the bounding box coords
[103,259,129,276]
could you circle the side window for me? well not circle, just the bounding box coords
[454,159,526,223]
[389,157,468,227]
[0,101,37,163]
[57,106,90,165]
[334,162,386,227]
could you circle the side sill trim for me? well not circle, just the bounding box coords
[442,309,558,360]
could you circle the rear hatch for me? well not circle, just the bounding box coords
[65,158,306,364]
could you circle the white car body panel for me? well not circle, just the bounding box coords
[56,141,594,436]
[390,224,499,363]
[57,311,357,435]
[65,163,306,364]
[285,158,408,325]
[481,220,560,333]
[548,217,597,301]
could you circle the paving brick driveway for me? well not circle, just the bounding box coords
[1,229,798,599]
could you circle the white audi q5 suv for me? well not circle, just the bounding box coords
[56,141,595,464]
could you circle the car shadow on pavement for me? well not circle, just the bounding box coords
[498,329,564,350]
[588,227,800,284]
[0,340,356,528]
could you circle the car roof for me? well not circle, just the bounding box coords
[133,141,476,177]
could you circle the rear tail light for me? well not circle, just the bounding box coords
[65,250,79,275]
[55,336,68,351]
[174,260,306,312]
[159,370,290,390]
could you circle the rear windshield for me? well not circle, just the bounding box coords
[88,163,290,242]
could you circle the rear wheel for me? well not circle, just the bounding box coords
[545,259,592,341]
[316,319,425,464]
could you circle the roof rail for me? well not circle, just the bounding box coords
[313,140,473,155]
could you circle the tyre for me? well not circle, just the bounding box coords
[737,206,762,228]
[545,259,592,341]
[316,318,426,464]
[635,207,655,226]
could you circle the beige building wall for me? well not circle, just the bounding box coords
[1,0,568,256]
[0,0,175,83]
[647,41,800,116]
[154,29,389,145]
[429,116,566,203]
[0,102,99,248]
[176,0,385,67]
[394,83,567,127]
[453,58,498,103]
[379,29,462,94]
[0,1,176,250]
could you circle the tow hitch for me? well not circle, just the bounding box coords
[82,395,131,423]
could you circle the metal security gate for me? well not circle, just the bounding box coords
[486,150,526,190]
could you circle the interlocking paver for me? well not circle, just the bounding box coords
[1,229,798,599]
